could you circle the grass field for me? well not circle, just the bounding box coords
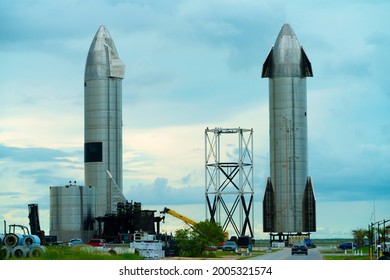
[2,245,144,260]
[2,238,383,260]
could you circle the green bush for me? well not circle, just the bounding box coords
[174,220,225,257]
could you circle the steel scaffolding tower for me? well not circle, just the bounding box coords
[205,127,254,237]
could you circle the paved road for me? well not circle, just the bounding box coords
[250,247,323,260]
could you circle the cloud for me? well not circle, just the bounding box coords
[124,177,204,205]
[0,192,21,197]
[0,144,72,162]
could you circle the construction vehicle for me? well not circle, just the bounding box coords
[28,204,46,245]
[1,221,46,258]
[3,205,44,245]
[162,207,197,227]
[161,207,229,240]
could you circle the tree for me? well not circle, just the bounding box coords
[174,220,225,257]
[194,220,225,244]
[352,228,368,248]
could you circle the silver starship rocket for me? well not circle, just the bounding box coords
[262,24,316,234]
[84,25,126,217]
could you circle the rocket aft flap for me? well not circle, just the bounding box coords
[262,24,316,233]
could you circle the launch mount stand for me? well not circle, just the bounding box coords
[205,128,254,238]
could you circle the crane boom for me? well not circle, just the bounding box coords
[162,207,229,240]
[162,207,197,227]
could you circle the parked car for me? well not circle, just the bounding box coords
[221,241,237,252]
[207,245,218,251]
[87,239,106,248]
[304,238,316,248]
[291,242,308,255]
[338,242,357,250]
[68,238,84,247]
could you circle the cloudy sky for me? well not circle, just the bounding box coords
[1,0,389,239]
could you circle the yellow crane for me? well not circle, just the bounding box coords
[162,207,229,240]
[162,207,197,227]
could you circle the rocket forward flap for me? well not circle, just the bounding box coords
[300,47,313,77]
[261,47,273,78]
[105,44,125,78]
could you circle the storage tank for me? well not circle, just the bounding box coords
[50,185,95,242]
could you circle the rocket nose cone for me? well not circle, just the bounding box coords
[87,25,117,53]
[262,23,313,78]
[95,25,111,40]
[90,25,115,51]
[278,24,297,38]
[98,25,107,31]
[274,23,300,50]
[85,25,125,80]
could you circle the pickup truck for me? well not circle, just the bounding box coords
[236,236,253,255]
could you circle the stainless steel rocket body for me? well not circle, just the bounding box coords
[262,24,316,233]
[84,26,125,217]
